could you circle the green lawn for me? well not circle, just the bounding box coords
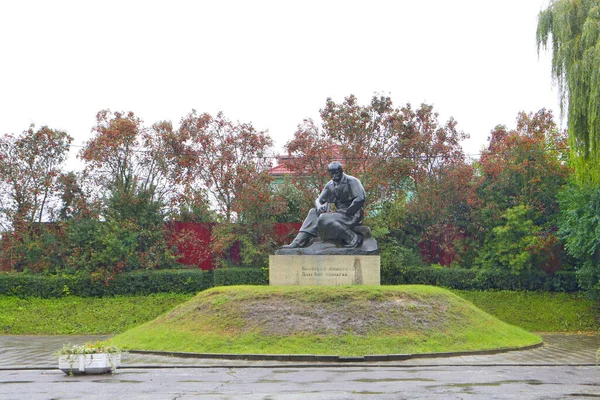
[453,290,600,332]
[0,293,192,334]
[0,288,596,341]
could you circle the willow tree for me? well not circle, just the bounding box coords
[537,0,600,183]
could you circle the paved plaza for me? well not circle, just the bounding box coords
[0,334,598,399]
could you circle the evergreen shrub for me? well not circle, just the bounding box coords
[0,266,579,298]
[213,267,268,286]
[381,265,579,292]
[0,269,213,298]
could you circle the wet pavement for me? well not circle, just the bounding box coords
[0,334,599,399]
[1,333,599,368]
[2,365,600,399]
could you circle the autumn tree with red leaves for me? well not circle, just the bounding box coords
[477,109,569,224]
[407,162,479,266]
[176,110,275,223]
[284,95,473,266]
[284,95,469,206]
[80,110,178,206]
[74,110,178,280]
[0,125,73,271]
[0,126,72,227]
[172,111,279,267]
[396,104,475,266]
[149,120,214,222]
[475,109,570,273]
[284,95,411,210]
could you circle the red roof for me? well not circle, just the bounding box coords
[268,163,293,176]
[268,154,294,176]
[268,145,344,176]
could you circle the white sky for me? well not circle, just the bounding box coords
[0,0,559,170]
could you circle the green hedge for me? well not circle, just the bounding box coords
[213,267,268,286]
[0,265,581,298]
[382,265,579,292]
[0,269,214,298]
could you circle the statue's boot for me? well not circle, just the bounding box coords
[282,232,313,248]
[341,229,363,248]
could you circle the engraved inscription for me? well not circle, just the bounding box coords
[301,265,353,277]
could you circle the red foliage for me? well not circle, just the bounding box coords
[166,222,214,270]
[418,224,466,266]
[164,222,301,270]
[284,95,413,209]
[0,126,72,227]
[175,111,274,223]
[478,109,570,221]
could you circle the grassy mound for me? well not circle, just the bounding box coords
[110,285,541,356]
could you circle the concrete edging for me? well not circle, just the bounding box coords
[128,340,544,363]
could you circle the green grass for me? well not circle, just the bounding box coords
[110,285,541,356]
[1,289,595,339]
[453,290,600,332]
[0,293,193,334]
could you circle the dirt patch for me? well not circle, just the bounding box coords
[236,296,449,336]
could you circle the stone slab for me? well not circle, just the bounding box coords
[269,255,380,286]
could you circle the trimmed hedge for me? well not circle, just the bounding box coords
[0,265,581,298]
[213,267,268,286]
[0,269,214,298]
[382,265,579,292]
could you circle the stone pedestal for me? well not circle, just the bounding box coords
[269,255,380,286]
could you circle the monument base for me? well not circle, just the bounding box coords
[269,255,380,286]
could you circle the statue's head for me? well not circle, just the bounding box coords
[328,161,343,183]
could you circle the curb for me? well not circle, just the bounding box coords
[128,340,544,363]
[5,361,600,372]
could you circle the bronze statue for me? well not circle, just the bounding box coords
[283,162,368,250]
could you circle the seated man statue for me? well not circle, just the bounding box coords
[284,161,366,249]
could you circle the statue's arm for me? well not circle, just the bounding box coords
[344,178,366,216]
[315,184,331,213]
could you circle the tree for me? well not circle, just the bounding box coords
[320,95,411,204]
[176,110,274,223]
[538,1,600,291]
[557,184,600,295]
[477,109,569,225]
[0,126,72,228]
[537,0,600,184]
[397,104,474,266]
[284,95,413,210]
[476,204,544,274]
[80,110,176,207]
[475,110,570,274]
[77,110,177,277]
[143,119,212,220]
[0,126,72,272]
[284,95,472,265]
[406,161,479,266]
[173,111,277,267]
[283,118,340,209]
[284,96,469,210]
[55,171,101,222]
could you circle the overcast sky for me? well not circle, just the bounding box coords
[0,0,559,169]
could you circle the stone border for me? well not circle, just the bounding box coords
[128,340,544,363]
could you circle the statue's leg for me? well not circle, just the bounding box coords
[318,213,363,247]
[282,209,318,248]
[317,213,341,241]
[340,229,363,248]
[298,209,319,236]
